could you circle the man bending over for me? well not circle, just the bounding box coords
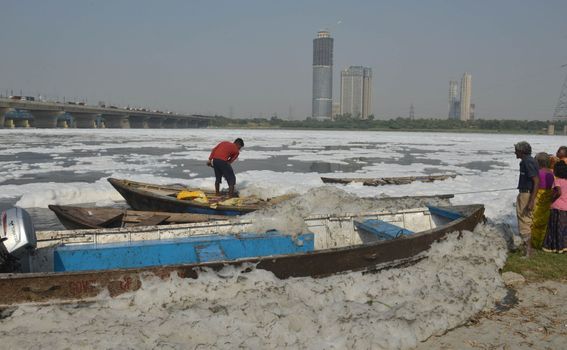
[207,138,244,197]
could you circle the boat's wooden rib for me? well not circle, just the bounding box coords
[107,178,296,215]
[0,204,484,306]
[320,174,457,186]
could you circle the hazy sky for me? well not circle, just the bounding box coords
[1,0,566,120]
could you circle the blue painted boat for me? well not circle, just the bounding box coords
[0,204,484,306]
[108,178,295,215]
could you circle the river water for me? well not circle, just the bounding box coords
[0,128,563,349]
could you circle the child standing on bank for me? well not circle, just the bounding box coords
[543,160,567,253]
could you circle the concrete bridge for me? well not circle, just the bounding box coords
[0,98,213,129]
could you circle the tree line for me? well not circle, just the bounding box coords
[210,115,566,134]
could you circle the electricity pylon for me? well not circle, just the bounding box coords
[553,64,567,119]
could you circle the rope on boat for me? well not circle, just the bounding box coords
[450,188,518,196]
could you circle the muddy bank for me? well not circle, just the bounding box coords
[418,280,567,349]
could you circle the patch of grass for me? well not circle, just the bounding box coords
[503,250,567,281]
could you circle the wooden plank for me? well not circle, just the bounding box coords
[134,214,170,226]
[321,174,456,187]
[97,213,125,228]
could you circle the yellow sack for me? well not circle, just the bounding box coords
[176,190,209,204]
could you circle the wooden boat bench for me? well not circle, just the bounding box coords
[354,219,414,242]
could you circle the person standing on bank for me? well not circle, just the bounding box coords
[207,138,244,198]
[514,141,540,257]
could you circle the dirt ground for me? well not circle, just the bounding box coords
[417,280,567,349]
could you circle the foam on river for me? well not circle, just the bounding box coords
[1,128,559,348]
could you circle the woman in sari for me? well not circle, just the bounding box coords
[530,152,554,249]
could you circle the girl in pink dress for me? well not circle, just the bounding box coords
[543,160,567,253]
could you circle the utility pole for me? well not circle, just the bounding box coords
[553,64,567,119]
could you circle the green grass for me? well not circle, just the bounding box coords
[503,250,567,281]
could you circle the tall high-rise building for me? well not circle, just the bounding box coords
[340,66,373,119]
[448,80,459,119]
[459,73,472,121]
[312,30,333,119]
[332,102,341,119]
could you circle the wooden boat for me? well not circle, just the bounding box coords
[0,204,484,306]
[48,205,227,230]
[49,192,455,230]
[320,174,457,186]
[107,178,296,215]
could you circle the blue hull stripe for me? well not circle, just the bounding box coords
[54,231,314,272]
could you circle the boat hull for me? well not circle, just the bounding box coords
[0,205,484,306]
[48,205,227,230]
[108,178,290,215]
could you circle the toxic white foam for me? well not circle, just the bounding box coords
[244,186,453,235]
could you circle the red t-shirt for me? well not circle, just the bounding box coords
[209,141,240,163]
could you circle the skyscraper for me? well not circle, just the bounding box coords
[312,30,333,119]
[448,80,459,119]
[340,66,373,119]
[459,73,472,121]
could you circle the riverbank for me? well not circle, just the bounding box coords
[418,251,567,349]
[418,280,567,349]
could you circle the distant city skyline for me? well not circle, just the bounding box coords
[340,66,372,119]
[447,73,473,121]
[460,73,472,121]
[0,1,566,120]
[448,80,459,119]
[312,30,334,120]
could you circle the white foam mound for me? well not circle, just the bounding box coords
[13,178,123,208]
[244,186,452,235]
[1,224,508,349]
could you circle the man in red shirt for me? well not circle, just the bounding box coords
[207,138,244,197]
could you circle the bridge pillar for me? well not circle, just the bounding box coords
[176,119,189,128]
[103,114,130,128]
[14,119,30,128]
[187,119,202,128]
[163,118,178,129]
[70,113,99,128]
[0,107,9,128]
[4,118,15,128]
[30,111,65,128]
[129,115,149,128]
[147,117,164,128]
